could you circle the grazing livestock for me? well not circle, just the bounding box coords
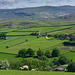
[18,65,29,70]
[31,68,38,71]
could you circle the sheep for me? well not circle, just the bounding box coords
[31,68,38,71]
[18,65,29,70]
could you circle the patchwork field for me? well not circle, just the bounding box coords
[48,27,75,35]
[0,36,36,50]
[17,26,74,34]
[0,23,75,62]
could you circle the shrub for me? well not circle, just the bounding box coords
[6,46,9,48]
[0,59,10,70]
[59,56,67,65]
[52,47,60,57]
[67,62,75,72]
[45,50,51,58]
[52,59,59,65]
[37,49,44,57]
[18,49,27,57]
[42,56,48,61]
[26,39,28,41]
[10,59,50,71]
[26,48,34,57]
[49,61,54,69]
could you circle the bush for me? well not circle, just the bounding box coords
[6,46,10,48]
[52,47,60,57]
[26,48,34,57]
[0,59,10,70]
[18,49,27,57]
[52,59,59,65]
[26,39,28,41]
[49,61,54,69]
[70,37,75,41]
[10,59,50,71]
[59,56,67,65]
[45,50,51,58]
[42,56,48,61]
[67,62,75,72]
[37,49,44,57]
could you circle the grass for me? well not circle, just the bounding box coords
[0,53,18,61]
[0,70,75,75]
[48,26,75,35]
[64,52,75,61]
[0,36,37,50]
[0,37,65,54]
[17,26,73,34]
[7,32,32,35]
[0,28,18,32]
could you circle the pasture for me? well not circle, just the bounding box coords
[0,24,75,62]
[0,70,75,75]
[0,37,65,54]
[17,26,73,34]
[48,27,75,35]
[7,32,32,36]
[0,36,37,50]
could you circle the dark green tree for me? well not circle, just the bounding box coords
[53,59,59,65]
[0,32,6,39]
[37,49,44,57]
[18,49,27,57]
[26,48,34,57]
[52,47,60,57]
[67,62,75,72]
[45,50,51,58]
[59,56,67,65]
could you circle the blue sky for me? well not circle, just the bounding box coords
[0,0,75,9]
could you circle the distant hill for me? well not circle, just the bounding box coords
[0,6,75,21]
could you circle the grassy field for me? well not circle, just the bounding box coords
[0,70,75,75]
[0,28,18,32]
[17,26,74,34]
[7,32,32,35]
[48,26,75,35]
[0,36,37,50]
[64,52,75,61]
[0,37,66,54]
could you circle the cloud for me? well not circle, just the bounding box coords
[0,0,16,5]
[4,0,16,3]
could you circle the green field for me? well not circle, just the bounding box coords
[0,70,74,75]
[7,32,32,35]
[0,20,75,63]
[48,27,75,35]
[0,36,36,50]
[17,26,73,34]
[64,52,75,61]
[0,37,65,54]
[0,28,18,32]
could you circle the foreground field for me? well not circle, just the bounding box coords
[0,37,65,54]
[0,70,75,75]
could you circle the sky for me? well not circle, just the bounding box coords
[0,0,75,9]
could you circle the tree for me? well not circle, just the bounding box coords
[45,50,51,58]
[59,56,67,65]
[67,62,75,72]
[0,32,6,39]
[37,49,44,57]
[52,47,60,57]
[18,49,27,57]
[53,59,59,65]
[0,59,10,70]
[26,48,34,57]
